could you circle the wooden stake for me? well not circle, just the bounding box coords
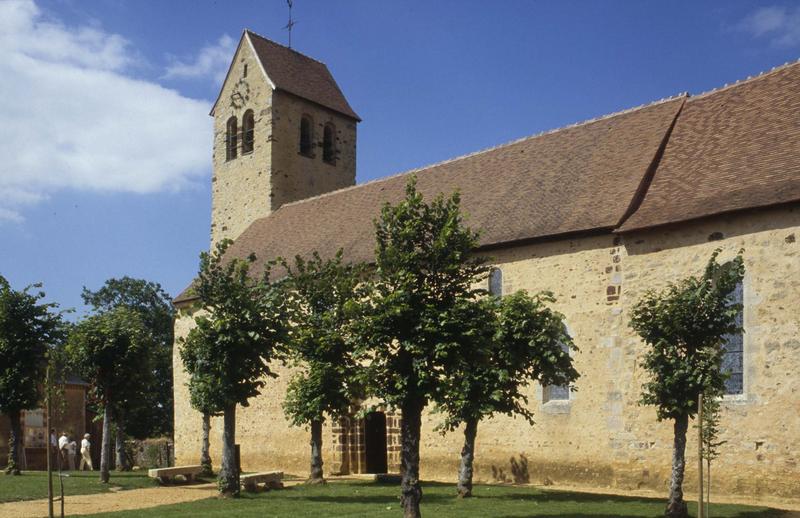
[698,392,704,518]
[46,364,54,518]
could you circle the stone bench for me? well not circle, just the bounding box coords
[241,471,283,492]
[148,465,203,484]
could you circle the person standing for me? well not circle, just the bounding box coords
[67,438,77,471]
[58,431,69,470]
[79,433,94,471]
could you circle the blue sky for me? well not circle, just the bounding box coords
[1,0,799,317]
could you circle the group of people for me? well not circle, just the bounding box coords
[50,429,93,471]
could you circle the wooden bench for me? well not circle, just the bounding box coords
[148,465,203,484]
[241,471,283,492]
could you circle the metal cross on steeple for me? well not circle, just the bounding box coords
[284,0,297,48]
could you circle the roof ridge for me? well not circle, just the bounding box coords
[275,93,687,212]
[244,28,328,66]
[690,58,800,100]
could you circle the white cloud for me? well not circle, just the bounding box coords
[0,0,211,223]
[739,5,800,47]
[163,34,236,84]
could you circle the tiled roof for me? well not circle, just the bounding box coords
[620,62,800,231]
[176,60,800,304]
[246,30,360,120]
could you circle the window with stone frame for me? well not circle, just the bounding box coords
[721,280,744,395]
[242,110,255,154]
[299,116,313,156]
[226,116,238,160]
[543,338,571,403]
[488,268,502,296]
[322,123,336,164]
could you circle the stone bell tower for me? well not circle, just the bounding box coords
[209,29,360,246]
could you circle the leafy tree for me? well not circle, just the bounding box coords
[82,277,175,440]
[353,177,488,518]
[282,251,366,484]
[0,276,66,475]
[630,250,744,518]
[179,239,288,497]
[435,291,579,497]
[66,306,152,483]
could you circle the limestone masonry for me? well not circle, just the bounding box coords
[174,29,800,505]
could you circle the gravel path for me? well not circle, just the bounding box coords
[0,482,218,518]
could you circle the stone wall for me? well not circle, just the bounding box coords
[173,204,800,504]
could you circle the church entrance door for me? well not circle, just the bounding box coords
[364,411,388,474]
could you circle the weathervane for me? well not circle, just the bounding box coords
[285,0,297,48]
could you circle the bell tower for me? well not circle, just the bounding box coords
[209,30,359,246]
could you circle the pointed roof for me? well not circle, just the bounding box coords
[240,29,360,120]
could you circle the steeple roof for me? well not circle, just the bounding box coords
[243,29,360,120]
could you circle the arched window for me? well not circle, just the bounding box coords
[543,324,572,403]
[226,116,238,160]
[299,116,313,156]
[322,123,336,164]
[242,110,255,154]
[488,268,502,297]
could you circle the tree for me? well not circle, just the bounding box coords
[353,177,488,518]
[0,276,66,475]
[281,251,365,484]
[81,277,175,441]
[697,388,726,518]
[179,239,288,497]
[630,250,744,518]
[435,291,579,497]
[66,306,152,483]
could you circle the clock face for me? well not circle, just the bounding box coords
[230,80,251,109]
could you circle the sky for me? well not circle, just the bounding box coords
[1,0,799,317]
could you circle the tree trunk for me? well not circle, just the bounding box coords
[457,418,478,497]
[114,412,130,471]
[219,404,239,497]
[666,414,689,518]
[307,419,325,484]
[200,413,212,476]
[5,409,22,475]
[100,405,112,483]
[706,460,711,518]
[400,399,423,518]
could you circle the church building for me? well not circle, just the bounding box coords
[173,30,800,504]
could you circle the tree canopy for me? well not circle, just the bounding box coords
[82,277,175,438]
[0,276,67,474]
[631,249,745,421]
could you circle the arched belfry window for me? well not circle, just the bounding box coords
[488,268,502,297]
[299,116,313,156]
[226,116,238,160]
[242,110,255,154]
[323,123,336,164]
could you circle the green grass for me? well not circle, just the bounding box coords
[70,480,789,518]
[0,470,157,503]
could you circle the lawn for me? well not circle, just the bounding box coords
[0,470,157,503]
[70,480,790,518]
